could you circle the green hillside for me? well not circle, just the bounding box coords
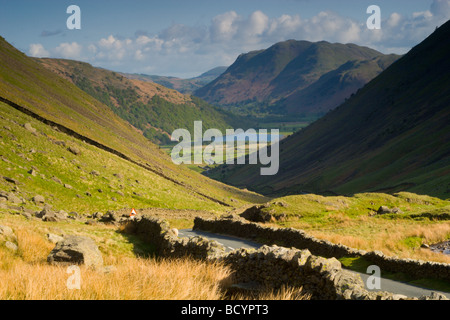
[37,59,249,145]
[195,40,399,118]
[0,100,223,213]
[208,21,450,199]
[0,35,267,209]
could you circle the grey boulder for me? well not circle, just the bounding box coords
[47,235,103,269]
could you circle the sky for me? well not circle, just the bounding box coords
[1,0,449,78]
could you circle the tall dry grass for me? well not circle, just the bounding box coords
[0,256,233,300]
[0,225,232,300]
[229,285,310,300]
[0,220,308,300]
[311,219,450,263]
[0,220,232,300]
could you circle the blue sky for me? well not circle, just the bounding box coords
[1,0,449,77]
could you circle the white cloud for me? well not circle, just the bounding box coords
[210,11,239,42]
[136,35,152,46]
[431,0,450,17]
[88,44,97,54]
[245,10,269,37]
[386,13,402,28]
[363,0,450,53]
[412,11,433,19]
[29,43,49,57]
[99,35,123,50]
[35,0,450,76]
[53,42,82,59]
[299,11,362,43]
[338,20,361,43]
[96,35,131,62]
[134,49,145,61]
[268,14,302,37]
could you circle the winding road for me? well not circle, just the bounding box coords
[179,229,450,299]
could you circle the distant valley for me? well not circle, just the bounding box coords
[37,59,248,145]
[122,66,228,94]
[209,21,450,199]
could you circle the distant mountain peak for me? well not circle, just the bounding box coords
[194,39,398,118]
[121,66,229,94]
[193,66,228,80]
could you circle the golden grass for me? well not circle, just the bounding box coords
[309,219,450,263]
[0,218,232,300]
[0,216,307,300]
[230,285,310,300]
[14,227,55,264]
[0,255,232,300]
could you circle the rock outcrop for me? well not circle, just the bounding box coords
[240,205,273,223]
[0,225,18,252]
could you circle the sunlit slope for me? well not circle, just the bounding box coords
[0,36,267,206]
[0,100,226,213]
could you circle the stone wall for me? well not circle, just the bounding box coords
[219,245,385,300]
[123,214,447,300]
[124,215,226,260]
[193,216,450,282]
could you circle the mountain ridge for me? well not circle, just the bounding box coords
[194,40,400,118]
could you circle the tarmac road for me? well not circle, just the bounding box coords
[179,228,450,299]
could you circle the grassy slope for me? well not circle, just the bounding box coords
[0,100,227,213]
[270,41,383,95]
[255,192,450,291]
[211,21,450,199]
[37,59,250,145]
[0,36,267,208]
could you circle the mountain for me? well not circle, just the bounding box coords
[280,55,399,116]
[192,66,229,83]
[194,40,399,118]
[122,66,227,94]
[208,21,450,199]
[36,59,249,144]
[0,35,267,210]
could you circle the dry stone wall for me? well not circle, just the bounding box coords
[123,214,448,300]
[124,215,226,259]
[219,245,381,300]
[193,216,450,282]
